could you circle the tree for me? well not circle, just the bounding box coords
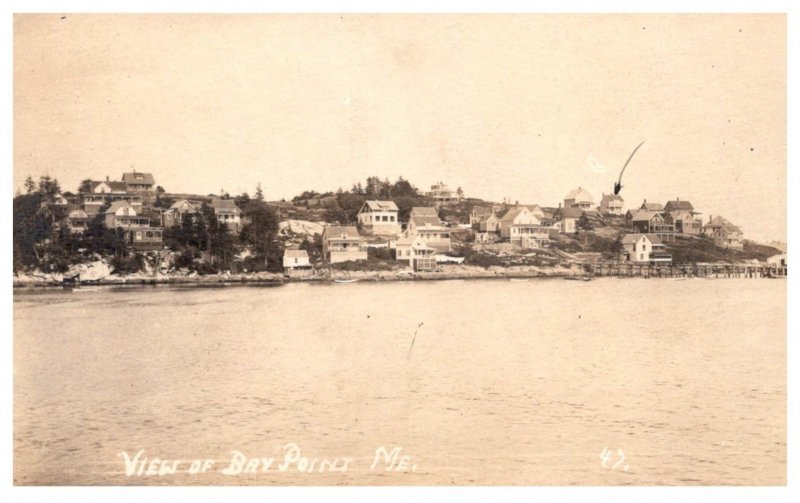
[576,214,594,233]
[456,187,464,200]
[24,175,35,194]
[78,178,93,195]
[255,183,264,201]
[156,185,166,195]
[37,175,61,196]
[240,200,281,271]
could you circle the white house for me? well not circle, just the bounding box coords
[599,193,624,215]
[564,187,595,211]
[395,234,437,271]
[554,206,583,234]
[211,198,242,231]
[498,206,539,240]
[357,200,401,235]
[621,233,672,264]
[283,249,311,270]
[406,207,451,252]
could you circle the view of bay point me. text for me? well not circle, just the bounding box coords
[12,14,786,486]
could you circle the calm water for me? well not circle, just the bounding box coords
[13,278,786,485]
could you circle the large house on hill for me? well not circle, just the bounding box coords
[122,171,156,192]
[563,187,595,211]
[599,193,624,215]
[82,178,143,215]
[426,182,458,205]
[211,198,242,231]
[357,200,401,236]
[629,210,675,242]
[163,199,199,228]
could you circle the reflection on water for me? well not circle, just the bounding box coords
[13,278,786,485]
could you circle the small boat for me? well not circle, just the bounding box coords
[565,276,592,281]
[333,278,358,284]
[72,287,100,292]
[509,278,529,282]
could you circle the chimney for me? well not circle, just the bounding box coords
[558,202,562,208]
[677,197,680,201]
[106,175,109,182]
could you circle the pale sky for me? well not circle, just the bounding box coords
[13,14,786,242]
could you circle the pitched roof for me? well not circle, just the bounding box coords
[557,207,583,219]
[664,199,694,211]
[122,172,156,185]
[564,187,594,202]
[68,209,89,219]
[284,249,309,258]
[621,233,663,245]
[601,194,624,203]
[169,199,198,212]
[639,200,664,211]
[324,225,361,240]
[363,200,399,211]
[211,198,241,213]
[705,216,742,234]
[410,207,438,217]
[105,200,135,214]
[499,207,524,222]
[410,215,441,226]
[90,180,128,193]
[631,210,662,221]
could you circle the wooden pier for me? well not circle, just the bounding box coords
[575,261,787,279]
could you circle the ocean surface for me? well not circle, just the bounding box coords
[13,278,786,485]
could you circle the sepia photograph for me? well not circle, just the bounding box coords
[6,5,794,500]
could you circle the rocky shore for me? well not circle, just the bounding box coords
[13,263,581,288]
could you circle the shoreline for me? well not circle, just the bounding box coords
[12,264,776,289]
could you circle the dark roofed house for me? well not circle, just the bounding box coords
[703,215,743,250]
[122,171,156,192]
[322,225,367,263]
[554,206,583,233]
[664,198,694,212]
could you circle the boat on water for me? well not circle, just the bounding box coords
[564,276,592,282]
[509,278,529,282]
[333,279,358,284]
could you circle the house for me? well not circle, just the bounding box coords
[621,233,672,264]
[122,171,156,192]
[426,182,458,204]
[163,199,199,228]
[357,200,401,235]
[61,208,90,234]
[395,234,437,271]
[322,225,368,263]
[663,198,695,212]
[639,199,664,211]
[406,207,451,253]
[766,253,786,268]
[703,215,743,250]
[665,209,702,235]
[514,224,551,248]
[104,201,151,229]
[553,206,583,234]
[283,249,311,270]
[599,193,624,215]
[82,178,143,215]
[525,204,546,220]
[474,211,501,233]
[563,187,595,211]
[499,206,540,239]
[211,198,242,231]
[629,210,675,242]
[125,227,164,250]
[469,206,495,225]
